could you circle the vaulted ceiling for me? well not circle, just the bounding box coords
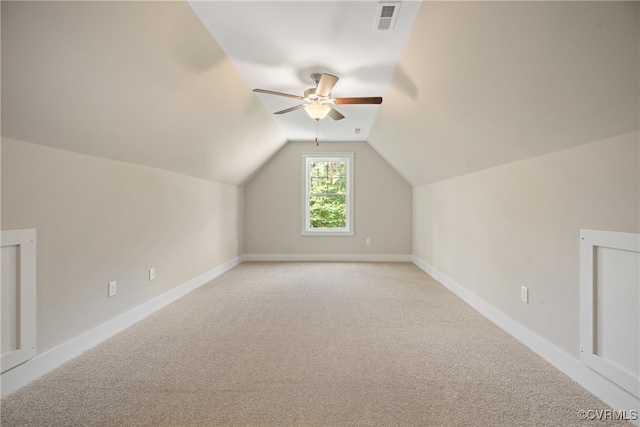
[189,1,422,144]
[2,1,638,187]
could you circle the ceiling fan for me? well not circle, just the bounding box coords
[253,73,383,121]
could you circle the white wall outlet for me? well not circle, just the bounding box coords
[521,286,528,303]
[366,238,371,246]
[149,268,155,281]
[108,281,117,297]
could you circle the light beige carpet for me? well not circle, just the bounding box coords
[0,262,634,426]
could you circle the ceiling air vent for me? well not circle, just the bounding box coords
[374,2,401,32]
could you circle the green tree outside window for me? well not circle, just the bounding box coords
[309,161,347,228]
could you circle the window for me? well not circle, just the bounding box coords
[301,152,354,236]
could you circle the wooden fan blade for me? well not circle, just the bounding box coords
[253,88,303,100]
[334,97,383,105]
[328,106,345,121]
[274,104,306,115]
[315,73,339,97]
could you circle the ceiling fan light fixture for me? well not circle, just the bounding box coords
[305,103,331,120]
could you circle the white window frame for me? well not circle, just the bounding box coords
[301,152,354,236]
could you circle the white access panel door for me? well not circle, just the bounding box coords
[580,229,639,398]
[1,229,37,373]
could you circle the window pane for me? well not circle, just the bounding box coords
[310,177,345,195]
[310,161,346,195]
[309,195,346,228]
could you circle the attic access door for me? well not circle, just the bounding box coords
[1,229,37,373]
[580,229,639,399]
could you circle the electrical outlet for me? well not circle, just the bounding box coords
[108,281,117,297]
[149,268,155,281]
[520,286,528,303]
[366,238,371,246]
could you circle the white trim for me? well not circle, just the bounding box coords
[579,229,640,398]
[243,253,412,262]
[1,229,37,374]
[0,256,242,398]
[412,256,640,424]
[301,152,354,236]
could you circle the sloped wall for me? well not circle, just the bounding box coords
[1,137,244,355]
[244,141,412,257]
[413,131,639,357]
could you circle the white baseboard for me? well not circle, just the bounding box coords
[0,256,242,398]
[411,256,640,425]
[242,253,412,262]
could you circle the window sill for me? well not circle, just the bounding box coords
[301,229,354,237]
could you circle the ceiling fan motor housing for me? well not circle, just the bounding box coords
[304,88,320,100]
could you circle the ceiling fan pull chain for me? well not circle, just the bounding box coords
[315,120,319,146]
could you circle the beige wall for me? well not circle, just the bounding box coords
[245,141,412,256]
[1,137,244,354]
[6,129,635,361]
[413,132,640,357]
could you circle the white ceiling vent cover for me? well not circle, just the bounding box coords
[374,2,401,32]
